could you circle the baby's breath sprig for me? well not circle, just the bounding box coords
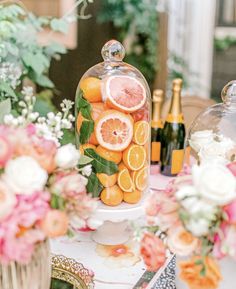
[4,86,75,146]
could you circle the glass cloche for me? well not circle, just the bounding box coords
[187,80,236,165]
[75,40,151,207]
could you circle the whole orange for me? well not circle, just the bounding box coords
[80,77,102,103]
[100,185,123,206]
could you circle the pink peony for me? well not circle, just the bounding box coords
[145,192,180,231]
[40,210,69,238]
[227,162,236,177]
[224,199,236,224]
[0,136,12,167]
[0,181,16,221]
[140,232,166,272]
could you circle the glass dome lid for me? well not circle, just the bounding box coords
[187,80,236,164]
[75,40,151,207]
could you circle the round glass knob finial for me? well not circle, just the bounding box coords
[101,40,125,62]
[221,80,236,105]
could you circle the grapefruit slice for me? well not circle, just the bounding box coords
[95,110,133,151]
[103,75,147,113]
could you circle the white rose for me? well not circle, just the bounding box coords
[192,164,236,205]
[4,156,48,195]
[199,141,230,164]
[186,218,210,237]
[189,130,215,153]
[55,144,80,169]
[0,181,16,220]
[181,196,217,221]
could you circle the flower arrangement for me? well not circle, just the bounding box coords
[0,112,97,265]
[189,130,236,164]
[140,163,236,289]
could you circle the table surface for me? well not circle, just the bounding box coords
[51,166,174,289]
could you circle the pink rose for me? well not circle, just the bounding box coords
[140,232,166,272]
[40,210,69,238]
[0,136,12,167]
[167,226,198,256]
[145,192,180,230]
[52,172,88,197]
[224,199,236,224]
[0,181,16,221]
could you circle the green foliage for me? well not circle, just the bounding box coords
[50,278,73,289]
[0,3,67,111]
[214,36,236,51]
[98,0,159,86]
[84,148,119,175]
[86,172,103,197]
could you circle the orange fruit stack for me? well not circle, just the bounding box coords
[77,75,150,206]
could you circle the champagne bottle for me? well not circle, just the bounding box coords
[160,79,185,176]
[151,89,164,164]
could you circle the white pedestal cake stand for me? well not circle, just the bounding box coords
[91,195,147,245]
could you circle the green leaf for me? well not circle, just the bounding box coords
[60,129,76,145]
[78,154,93,165]
[84,148,118,175]
[79,120,94,144]
[35,75,54,88]
[22,51,49,75]
[86,172,103,198]
[0,82,17,100]
[50,193,65,210]
[0,98,11,123]
[44,42,67,56]
[50,19,69,34]
[77,91,92,120]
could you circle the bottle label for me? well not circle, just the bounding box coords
[171,149,184,174]
[151,142,161,162]
[184,146,191,166]
[166,113,184,124]
[151,120,164,129]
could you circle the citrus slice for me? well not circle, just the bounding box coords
[123,144,146,171]
[118,162,126,171]
[96,145,122,164]
[131,166,148,191]
[100,185,123,206]
[133,121,150,145]
[123,189,142,204]
[103,75,146,113]
[80,77,102,103]
[95,110,133,151]
[117,168,135,192]
[97,173,117,187]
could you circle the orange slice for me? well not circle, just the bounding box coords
[117,168,135,192]
[131,166,149,191]
[97,173,117,187]
[123,189,142,204]
[96,145,122,164]
[123,144,146,171]
[118,162,126,171]
[100,185,123,206]
[103,75,146,113]
[95,110,133,151]
[133,121,150,145]
[80,77,102,103]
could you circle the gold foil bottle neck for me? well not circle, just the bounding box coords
[172,78,183,92]
[153,89,164,103]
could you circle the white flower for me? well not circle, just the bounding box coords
[176,185,197,200]
[82,165,92,177]
[186,218,210,237]
[55,144,80,169]
[0,181,16,220]
[192,164,236,205]
[70,215,86,230]
[199,141,232,164]
[87,217,103,230]
[189,130,215,153]
[4,156,48,195]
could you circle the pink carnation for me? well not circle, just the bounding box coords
[224,199,236,225]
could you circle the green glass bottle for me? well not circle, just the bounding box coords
[151,89,164,165]
[160,79,186,176]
